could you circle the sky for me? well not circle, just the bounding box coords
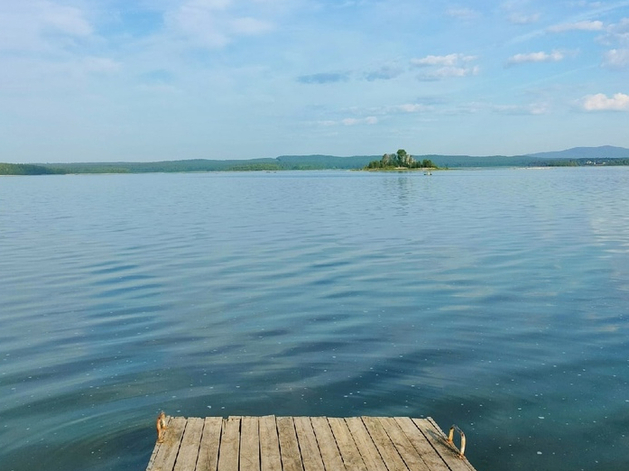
[1,0,629,163]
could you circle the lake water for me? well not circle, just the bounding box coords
[1,167,629,471]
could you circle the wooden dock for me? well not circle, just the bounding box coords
[146,415,477,471]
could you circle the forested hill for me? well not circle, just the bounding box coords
[0,156,377,174]
[2,146,629,175]
[275,155,378,169]
[527,145,629,160]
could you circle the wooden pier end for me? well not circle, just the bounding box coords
[146,415,478,471]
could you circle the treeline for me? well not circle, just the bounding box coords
[0,159,285,175]
[540,158,629,167]
[45,159,285,173]
[0,163,61,175]
[0,156,377,175]
[365,149,436,170]
[2,155,629,175]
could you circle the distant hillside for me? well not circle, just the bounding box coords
[527,146,629,160]
[276,154,378,169]
[0,163,60,175]
[422,154,537,168]
[43,158,283,173]
[2,146,629,175]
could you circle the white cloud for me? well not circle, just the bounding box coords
[598,18,629,68]
[297,72,349,84]
[40,1,92,36]
[529,103,550,115]
[611,17,629,36]
[320,116,378,126]
[167,0,274,48]
[507,12,541,24]
[397,103,431,113]
[430,65,480,78]
[500,2,540,25]
[491,103,549,115]
[411,53,476,67]
[411,54,479,80]
[459,100,550,115]
[0,1,93,51]
[168,1,229,47]
[599,17,629,46]
[581,93,629,111]
[603,48,629,68]
[341,116,377,126]
[548,20,604,32]
[507,50,565,65]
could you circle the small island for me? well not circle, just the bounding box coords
[364,149,437,170]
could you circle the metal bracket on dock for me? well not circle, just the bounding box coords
[448,424,466,458]
[156,411,167,443]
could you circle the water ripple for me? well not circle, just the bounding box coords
[1,169,629,470]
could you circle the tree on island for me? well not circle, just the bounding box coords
[365,149,436,169]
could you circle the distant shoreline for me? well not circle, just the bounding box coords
[2,146,629,175]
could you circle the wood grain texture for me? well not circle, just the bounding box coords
[217,416,241,471]
[259,416,281,471]
[240,416,260,471]
[277,416,304,471]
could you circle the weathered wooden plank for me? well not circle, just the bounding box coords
[394,418,450,471]
[378,417,430,471]
[197,417,222,471]
[240,416,260,471]
[259,416,282,471]
[309,417,346,471]
[293,417,325,471]
[328,417,367,471]
[149,416,187,471]
[413,418,476,471]
[361,417,408,471]
[277,417,304,471]
[217,416,241,471]
[344,417,388,471]
[173,417,204,471]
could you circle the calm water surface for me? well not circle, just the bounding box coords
[1,168,629,470]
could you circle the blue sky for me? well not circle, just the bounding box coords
[1,0,629,163]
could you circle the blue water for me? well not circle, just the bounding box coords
[1,168,628,470]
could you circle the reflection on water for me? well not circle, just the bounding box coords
[1,168,629,470]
